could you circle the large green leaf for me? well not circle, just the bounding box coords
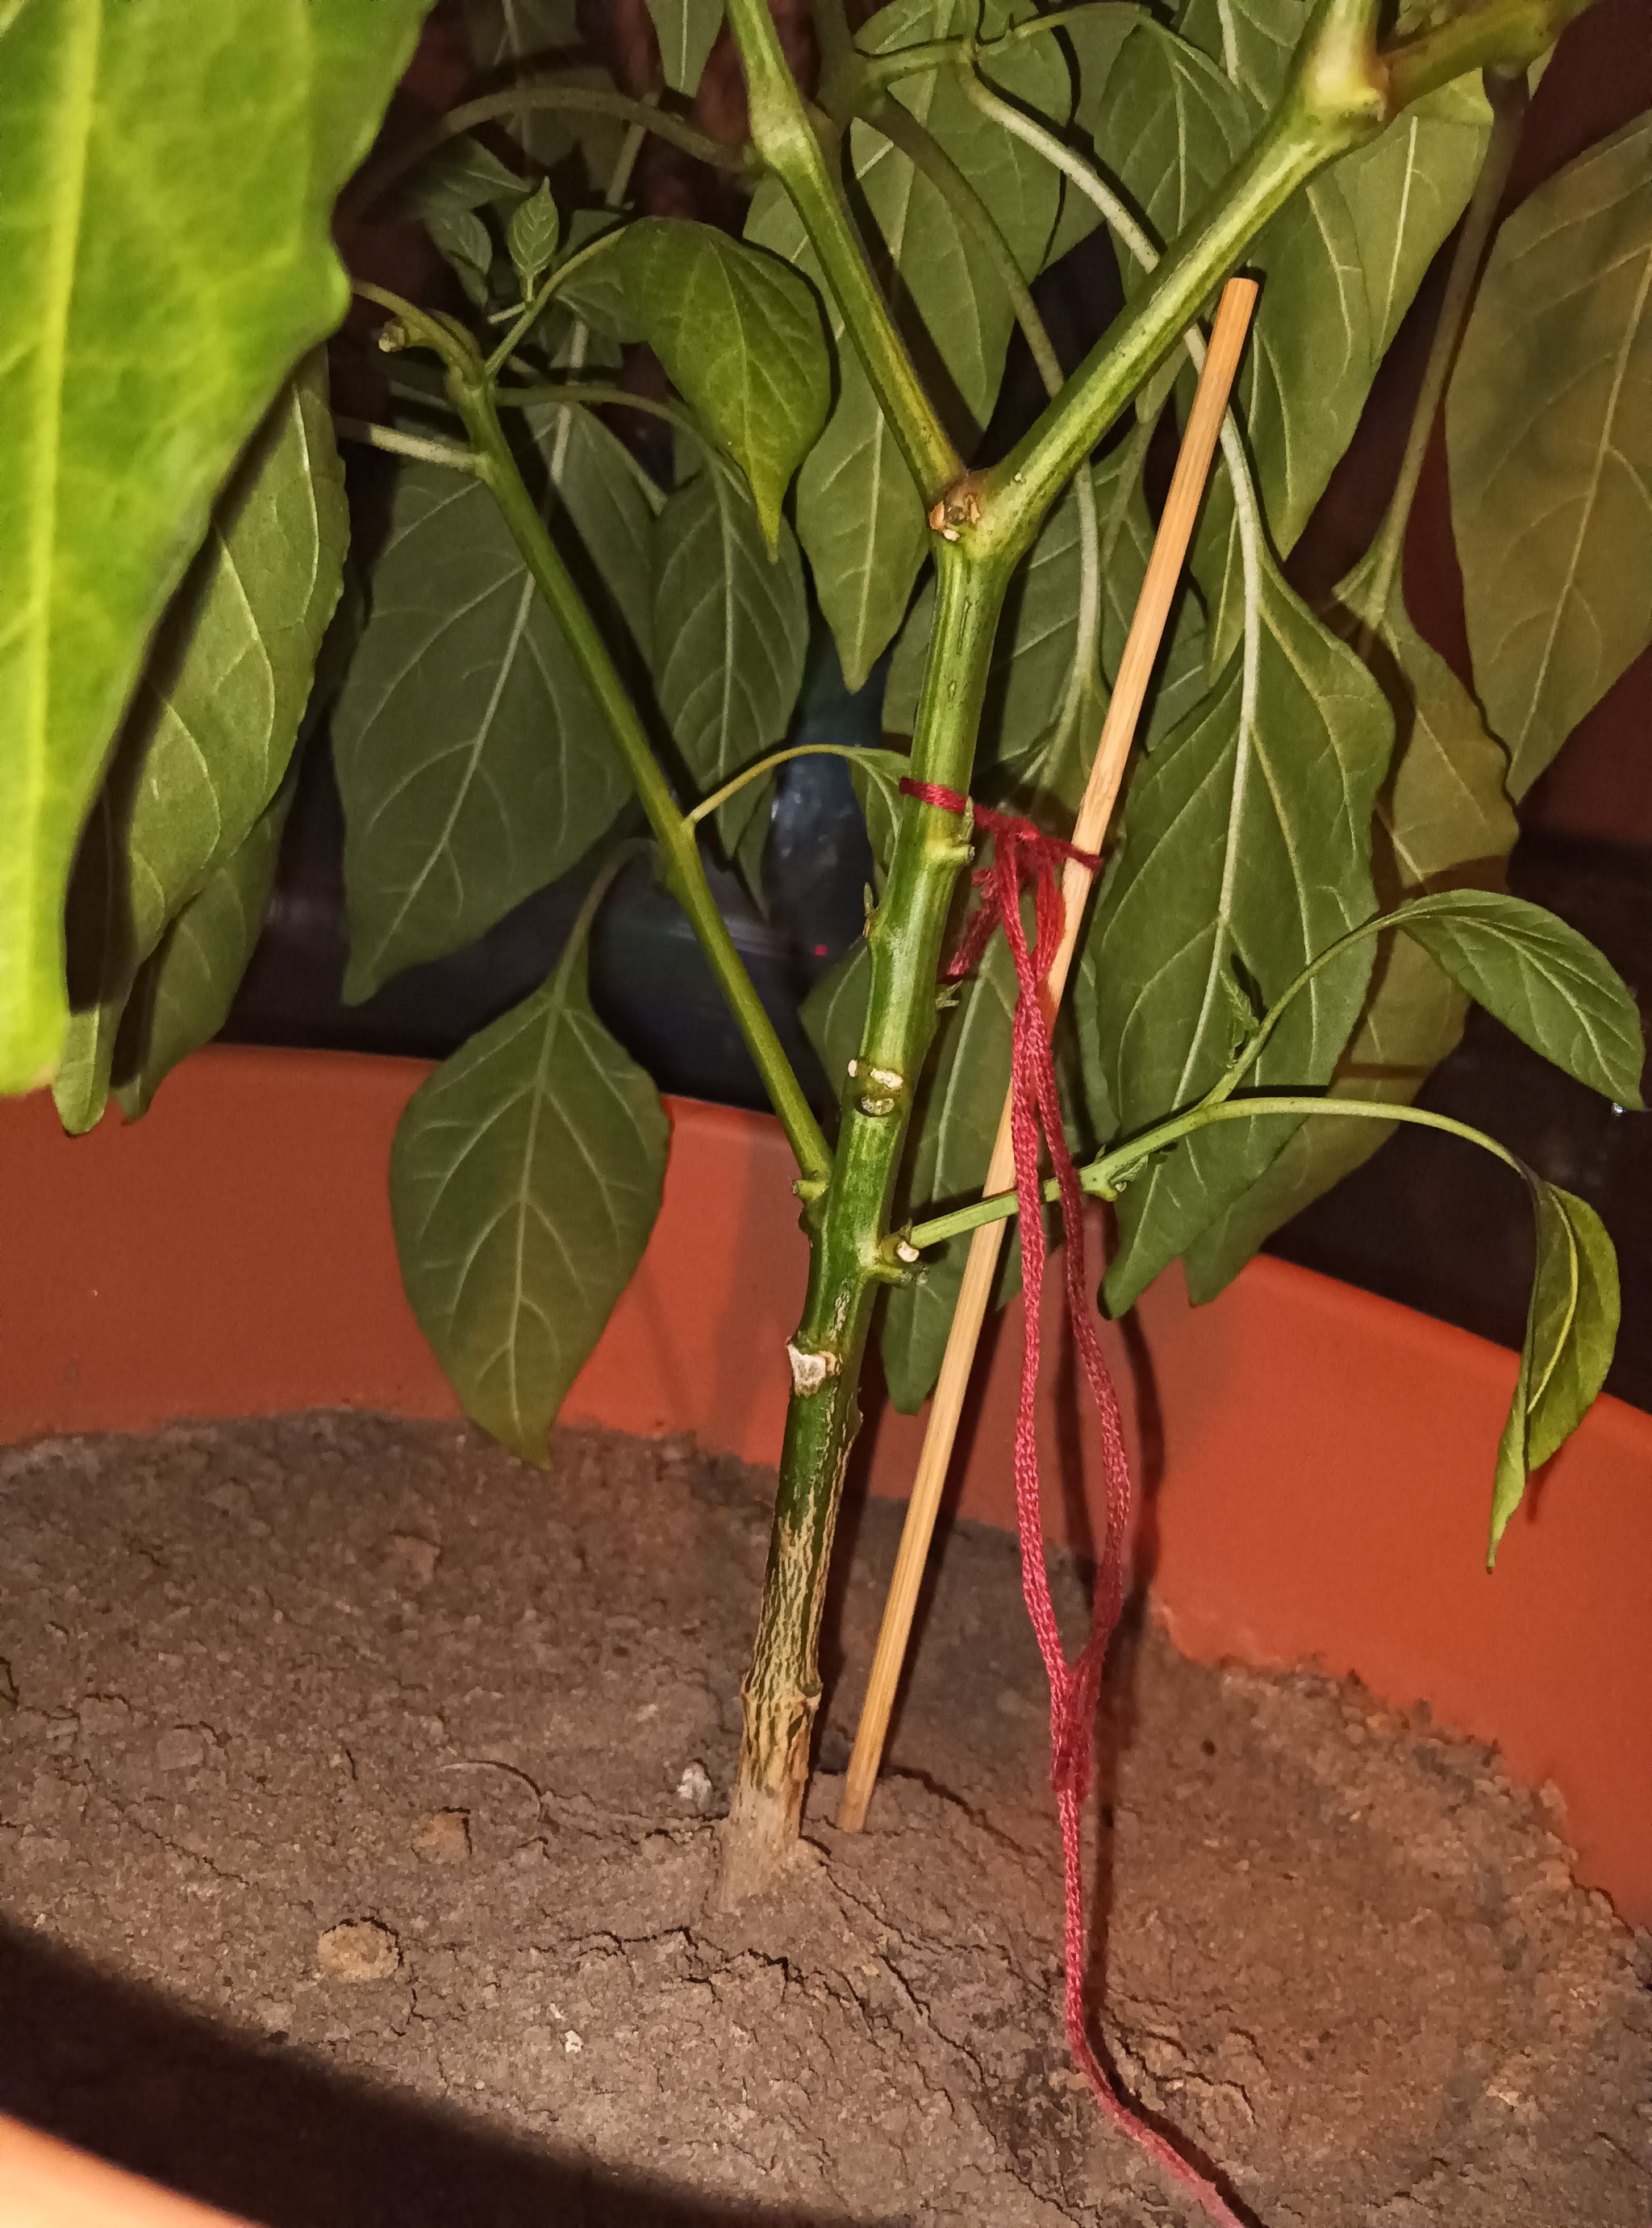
[617,219,830,553]
[1491,1179,1618,1563]
[654,461,809,851]
[1389,891,1645,1108]
[1185,570,1518,1299]
[0,0,432,1092]
[1087,554,1393,1314]
[1449,113,1652,796]
[390,918,670,1461]
[644,0,723,94]
[745,0,1068,687]
[1094,27,1252,282]
[1333,78,1490,358]
[332,411,649,999]
[1176,0,1308,109]
[52,362,347,1133]
[113,774,297,1121]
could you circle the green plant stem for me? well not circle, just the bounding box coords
[1355,65,1529,643]
[906,1095,1524,1250]
[1381,0,1597,107]
[333,417,480,473]
[485,222,630,378]
[357,284,832,1191]
[974,0,1393,561]
[686,742,882,829]
[348,81,753,219]
[858,2,1156,90]
[866,94,1103,770]
[721,0,962,507]
[722,540,1013,1898]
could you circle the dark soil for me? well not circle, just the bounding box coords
[0,1414,1646,2227]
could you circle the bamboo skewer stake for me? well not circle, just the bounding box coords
[837,277,1258,1835]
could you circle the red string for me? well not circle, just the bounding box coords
[901,779,1243,2228]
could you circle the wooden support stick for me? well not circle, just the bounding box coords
[837,277,1258,1834]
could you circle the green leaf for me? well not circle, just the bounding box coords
[113,774,296,1121]
[508,180,561,297]
[1176,0,1308,109]
[654,462,809,851]
[390,919,670,1462]
[0,0,432,1092]
[1491,1179,1618,1564]
[1333,78,1490,358]
[1448,113,1652,796]
[1094,27,1252,290]
[427,203,496,306]
[617,218,830,553]
[1041,1,1149,267]
[1087,554,1393,1315]
[456,0,622,178]
[745,0,1068,686]
[549,213,641,343]
[1389,891,1646,1108]
[52,361,347,1133]
[389,134,532,221]
[332,414,649,999]
[644,0,724,94]
[1184,567,1518,1300]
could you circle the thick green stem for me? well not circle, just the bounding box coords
[722,543,1012,1894]
[722,0,962,507]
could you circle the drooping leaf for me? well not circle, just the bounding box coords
[644,0,724,94]
[0,0,432,1092]
[508,180,561,297]
[1491,1179,1618,1563]
[1389,891,1646,1108]
[1087,553,1393,1315]
[653,461,809,851]
[1184,566,1518,1298]
[617,219,829,552]
[113,774,297,1120]
[390,920,670,1461]
[1449,113,1652,796]
[333,411,650,999]
[52,361,347,1133]
[745,0,1068,686]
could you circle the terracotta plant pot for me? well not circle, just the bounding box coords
[0,2120,244,2228]
[2,1045,1646,1924]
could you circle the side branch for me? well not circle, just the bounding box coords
[722,0,962,507]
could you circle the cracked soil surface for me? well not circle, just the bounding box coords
[0,1413,1646,2227]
